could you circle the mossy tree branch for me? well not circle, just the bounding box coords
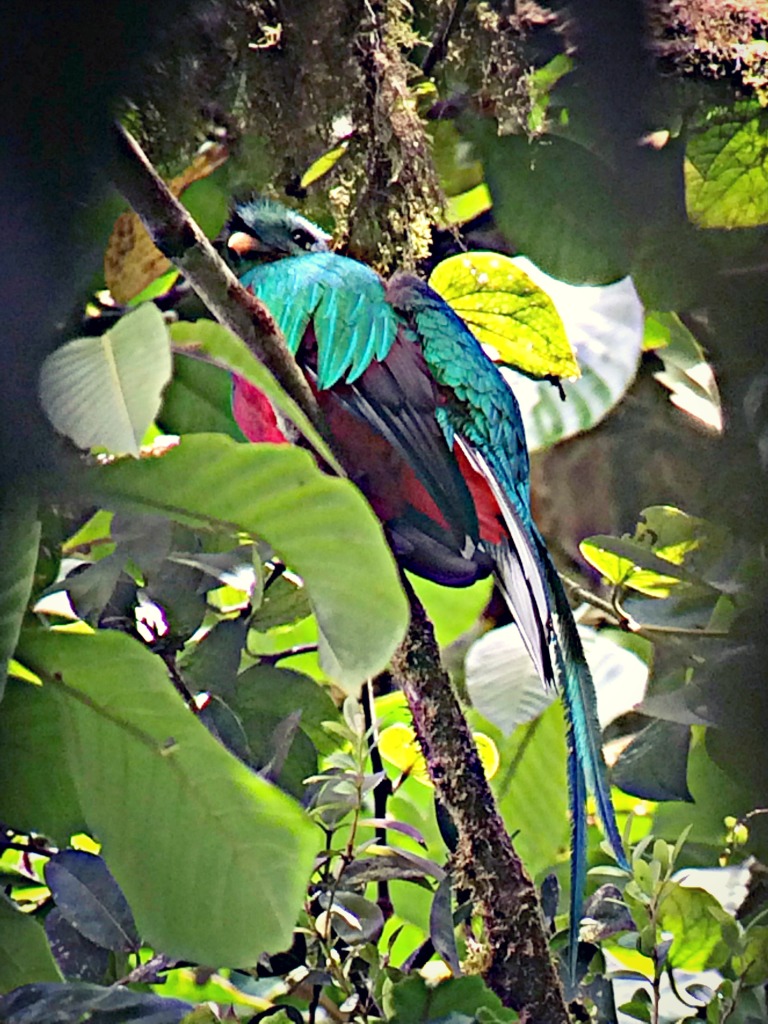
[391,583,571,1022]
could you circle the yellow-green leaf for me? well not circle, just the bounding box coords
[301,142,349,189]
[429,252,578,379]
[685,100,768,229]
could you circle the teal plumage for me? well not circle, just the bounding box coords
[228,198,629,977]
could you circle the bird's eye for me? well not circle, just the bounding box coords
[290,227,315,250]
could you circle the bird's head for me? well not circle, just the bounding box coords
[226,197,331,265]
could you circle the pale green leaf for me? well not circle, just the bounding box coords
[39,303,172,456]
[444,183,493,225]
[429,251,577,378]
[658,884,730,972]
[18,628,318,967]
[86,434,408,688]
[301,142,349,189]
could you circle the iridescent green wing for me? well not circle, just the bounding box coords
[240,253,399,388]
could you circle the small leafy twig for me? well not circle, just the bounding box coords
[563,576,731,640]
[115,952,177,986]
[362,678,393,919]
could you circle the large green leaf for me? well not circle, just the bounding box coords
[0,498,41,702]
[39,303,172,456]
[429,251,577,379]
[464,118,629,284]
[18,628,318,966]
[0,895,62,994]
[0,678,85,844]
[685,100,768,229]
[85,434,408,689]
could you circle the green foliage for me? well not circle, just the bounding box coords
[18,628,317,966]
[463,119,630,285]
[0,498,41,701]
[685,100,768,228]
[87,434,407,687]
[39,304,172,456]
[580,505,726,597]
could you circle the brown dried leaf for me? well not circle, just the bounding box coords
[105,143,229,303]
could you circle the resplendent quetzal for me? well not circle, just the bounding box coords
[226,197,629,969]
